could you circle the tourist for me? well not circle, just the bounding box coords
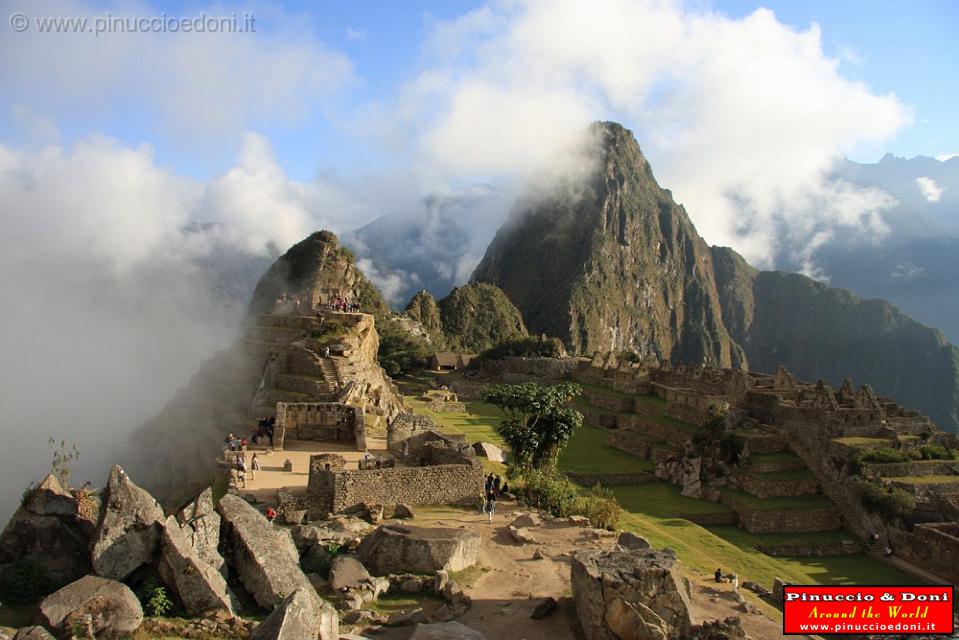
[265,507,277,525]
[485,474,494,493]
[493,475,502,494]
[485,491,496,524]
[870,532,880,545]
[731,573,739,593]
[251,453,260,479]
[884,545,894,558]
[235,455,247,488]
[324,346,331,358]
[375,454,383,469]
[224,433,235,447]
[501,481,510,494]
[714,568,723,583]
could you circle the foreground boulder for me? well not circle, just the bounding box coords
[217,494,322,610]
[0,475,95,587]
[90,466,164,580]
[176,488,226,577]
[358,525,480,575]
[158,516,237,616]
[249,588,338,640]
[290,516,372,551]
[37,575,143,640]
[409,621,488,639]
[571,549,693,640]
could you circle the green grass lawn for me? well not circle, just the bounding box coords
[705,526,854,550]
[558,424,655,475]
[832,436,895,448]
[612,483,734,516]
[720,488,835,511]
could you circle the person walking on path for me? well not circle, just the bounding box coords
[250,453,260,480]
[484,491,496,524]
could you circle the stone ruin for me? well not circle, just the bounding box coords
[304,413,483,519]
[273,401,367,451]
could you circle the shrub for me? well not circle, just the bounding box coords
[917,445,952,461]
[0,558,52,605]
[377,315,432,375]
[512,467,578,517]
[855,480,916,518]
[860,448,915,463]
[136,578,174,617]
[574,484,622,531]
[469,336,566,367]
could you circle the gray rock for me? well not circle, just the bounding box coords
[37,575,143,640]
[386,608,427,626]
[24,475,76,517]
[12,628,55,640]
[617,531,651,550]
[0,629,11,640]
[217,494,321,610]
[511,512,542,529]
[159,515,237,616]
[472,442,505,463]
[393,504,415,519]
[329,555,371,591]
[358,525,480,575]
[771,577,785,605]
[90,466,164,580]
[176,488,226,577]
[508,526,537,544]
[571,549,693,640]
[291,516,372,550]
[531,596,558,619]
[249,588,339,640]
[0,504,92,588]
[409,621,488,639]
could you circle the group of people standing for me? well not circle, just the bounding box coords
[483,473,509,524]
[327,296,360,312]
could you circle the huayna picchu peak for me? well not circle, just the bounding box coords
[473,121,959,433]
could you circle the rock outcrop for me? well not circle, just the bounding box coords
[249,588,338,640]
[436,283,528,353]
[404,290,446,346]
[358,525,480,575]
[124,230,405,503]
[90,466,164,581]
[216,494,321,610]
[11,628,55,640]
[37,575,143,640]
[158,516,237,617]
[571,548,693,640]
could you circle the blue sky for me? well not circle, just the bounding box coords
[2,0,956,183]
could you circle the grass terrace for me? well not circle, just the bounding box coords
[736,468,817,482]
[885,475,959,485]
[720,488,835,511]
[558,424,656,475]
[748,451,803,466]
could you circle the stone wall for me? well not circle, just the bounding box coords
[720,495,842,533]
[307,457,484,516]
[564,471,653,486]
[275,402,365,450]
[891,523,959,585]
[582,388,634,413]
[867,460,959,478]
[606,431,675,463]
[732,471,820,499]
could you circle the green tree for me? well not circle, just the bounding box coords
[484,382,583,468]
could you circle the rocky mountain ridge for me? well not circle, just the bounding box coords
[472,122,959,432]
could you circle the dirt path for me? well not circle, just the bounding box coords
[410,503,799,640]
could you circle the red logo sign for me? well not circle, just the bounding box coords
[783,585,955,636]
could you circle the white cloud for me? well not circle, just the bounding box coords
[0,0,354,142]
[916,176,943,202]
[0,134,377,518]
[378,0,911,268]
[936,153,958,162]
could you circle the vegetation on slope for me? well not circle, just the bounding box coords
[438,282,528,353]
